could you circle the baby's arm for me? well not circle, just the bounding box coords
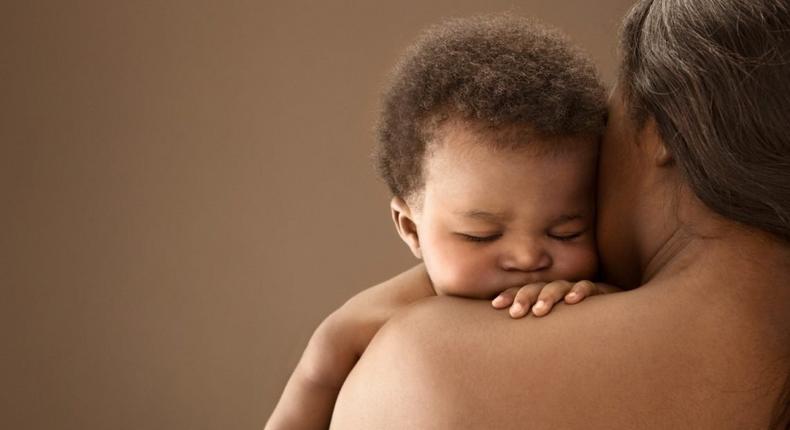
[264,264,435,430]
[492,280,621,318]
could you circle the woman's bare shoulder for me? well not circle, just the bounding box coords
[331,287,781,429]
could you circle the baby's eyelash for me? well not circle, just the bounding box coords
[549,232,583,242]
[458,233,502,243]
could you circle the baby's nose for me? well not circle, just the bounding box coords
[500,243,551,272]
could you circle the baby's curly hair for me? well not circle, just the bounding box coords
[375,14,607,199]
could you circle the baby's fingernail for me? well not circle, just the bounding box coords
[566,292,578,300]
[509,303,523,316]
[492,296,505,306]
[532,300,546,313]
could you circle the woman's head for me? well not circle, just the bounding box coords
[597,0,790,285]
[618,0,790,241]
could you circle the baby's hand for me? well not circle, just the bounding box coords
[491,280,607,318]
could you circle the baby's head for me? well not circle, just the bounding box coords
[375,15,607,298]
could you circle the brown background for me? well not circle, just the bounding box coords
[2,1,634,429]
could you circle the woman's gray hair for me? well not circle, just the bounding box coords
[620,2,790,426]
[620,0,790,243]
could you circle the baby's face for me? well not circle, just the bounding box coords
[412,126,599,298]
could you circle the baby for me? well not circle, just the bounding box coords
[266,14,617,430]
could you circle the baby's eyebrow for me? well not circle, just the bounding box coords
[455,210,508,222]
[551,214,584,224]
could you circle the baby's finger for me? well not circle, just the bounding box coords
[510,283,545,318]
[532,280,573,317]
[564,280,597,304]
[492,287,519,309]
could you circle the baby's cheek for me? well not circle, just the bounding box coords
[556,244,599,280]
[428,245,493,296]
[428,256,473,295]
[576,246,598,279]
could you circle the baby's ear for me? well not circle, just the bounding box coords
[390,196,422,259]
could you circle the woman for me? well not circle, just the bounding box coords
[330,0,790,428]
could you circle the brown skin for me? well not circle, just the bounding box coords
[266,158,610,429]
[391,122,600,300]
[266,122,611,429]
[329,90,790,429]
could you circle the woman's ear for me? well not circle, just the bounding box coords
[642,117,674,166]
[390,196,422,259]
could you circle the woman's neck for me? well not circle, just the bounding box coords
[643,220,790,319]
[636,184,790,296]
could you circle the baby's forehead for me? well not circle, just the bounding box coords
[425,143,594,194]
[414,121,598,212]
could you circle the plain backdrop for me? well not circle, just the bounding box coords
[2,1,634,428]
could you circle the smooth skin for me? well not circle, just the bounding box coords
[264,265,435,430]
[329,89,790,429]
[265,124,612,429]
[391,119,601,301]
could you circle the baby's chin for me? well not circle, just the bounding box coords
[434,278,527,300]
[434,273,570,300]
[434,287,498,300]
